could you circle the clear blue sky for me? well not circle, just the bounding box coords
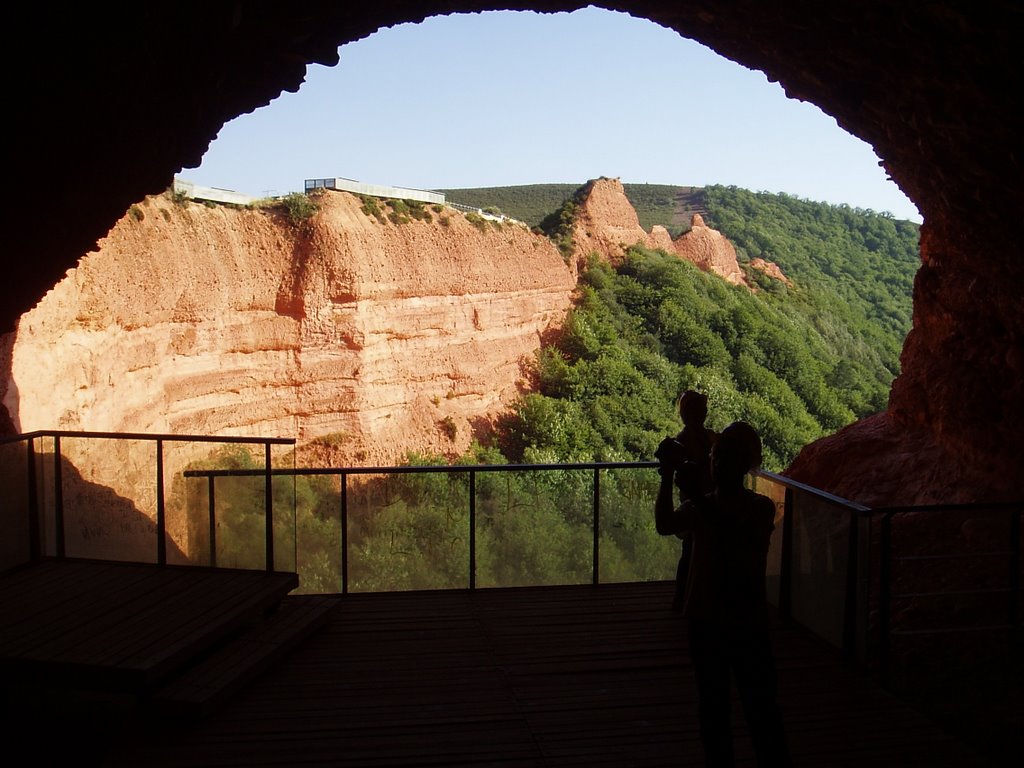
[183,8,922,223]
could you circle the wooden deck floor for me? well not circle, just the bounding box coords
[0,559,299,693]
[0,561,1009,767]
[10,580,990,768]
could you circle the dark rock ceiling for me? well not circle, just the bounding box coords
[6,2,1022,498]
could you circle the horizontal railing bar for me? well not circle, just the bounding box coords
[753,470,871,513]
[892,625,1011,636]
[893,588,1011,598]
[185,461,658,478]
[0,429,295,445]
[895,551,1015,562]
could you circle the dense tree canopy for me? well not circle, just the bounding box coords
[499,186,920,472]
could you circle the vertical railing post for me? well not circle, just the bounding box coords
[842,508,860,665]
[264,442,274,572]
[208,475,217,567]
[1009,506,1021,647]
[156,438,166,565]
[592,467,600,586]
[779,486,793,620]
[340,472,348,595]
[469,470,476,591]
[54,435,65,559]
[27,437,40,561]
[878,510,893,685]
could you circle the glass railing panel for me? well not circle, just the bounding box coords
[474,466,593,588]
[177,441,297,572]
[164,439,224,566]
[0,438,31,569]
[183,468,214,567]
[32,435,57,558]
[788,488,851,647]
[291,472,342,594]
[56,436,159,563]
[271,445,298,574]
[597,466,677,583]
[883,504,1021,689]
[346,471,471,592]
[749,473,788,607]
[205,472,270,571]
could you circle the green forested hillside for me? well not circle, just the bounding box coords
[703,185,919,354]
[488,185,920,472]
[439,184,580,227]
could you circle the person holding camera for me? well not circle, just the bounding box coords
[654,390,718,611]
[655,421,791,768]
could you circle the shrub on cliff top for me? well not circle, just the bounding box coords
[360,195,385,223]
[538,198,579,260]
[465,212,488,232]
[281,192,320,226]
[405,199,432,222]
[387,199,411,225]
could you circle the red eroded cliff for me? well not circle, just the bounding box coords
[673,214,747,286]
[570,179,750,286]
[0,191,575,466]
[569,177,675,266]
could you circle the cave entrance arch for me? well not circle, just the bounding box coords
[9,2,1021,501]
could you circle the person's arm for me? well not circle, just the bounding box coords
[656,471,698,536]
[655,470,679,536]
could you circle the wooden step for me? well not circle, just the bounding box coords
[149,594,339,719]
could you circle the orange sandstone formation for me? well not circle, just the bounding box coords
[570,178,750,286]
[750,257,793,287]
[0,191,575,467]
[569,177,677,266]
[672,214,747,286]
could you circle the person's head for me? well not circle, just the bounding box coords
[677,390,708,428]
[711,421,763,488]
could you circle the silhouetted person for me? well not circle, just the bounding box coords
[656,421,791,768]
[654,390,718,611]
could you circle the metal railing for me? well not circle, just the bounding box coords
[0,430,294,572]
[749,474,1022,675]
[749,471,872,663]
[183,461,662,592]
[874,502,1022,685]
[3,430,1019,685]
[179,459,881,661]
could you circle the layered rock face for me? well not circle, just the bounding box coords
[570,179,752,286]
[785,413,995,507]
[1,192,575,466]
[672,214,747,286]
[569,178,673,266]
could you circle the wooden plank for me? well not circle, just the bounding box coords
[13,566,240,662]
[0,561,297,692]
[63,569,258,667]
[124,572,298,682]
[2,574,1002,768]
[0,561,166,652]
[152,595,339,717]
